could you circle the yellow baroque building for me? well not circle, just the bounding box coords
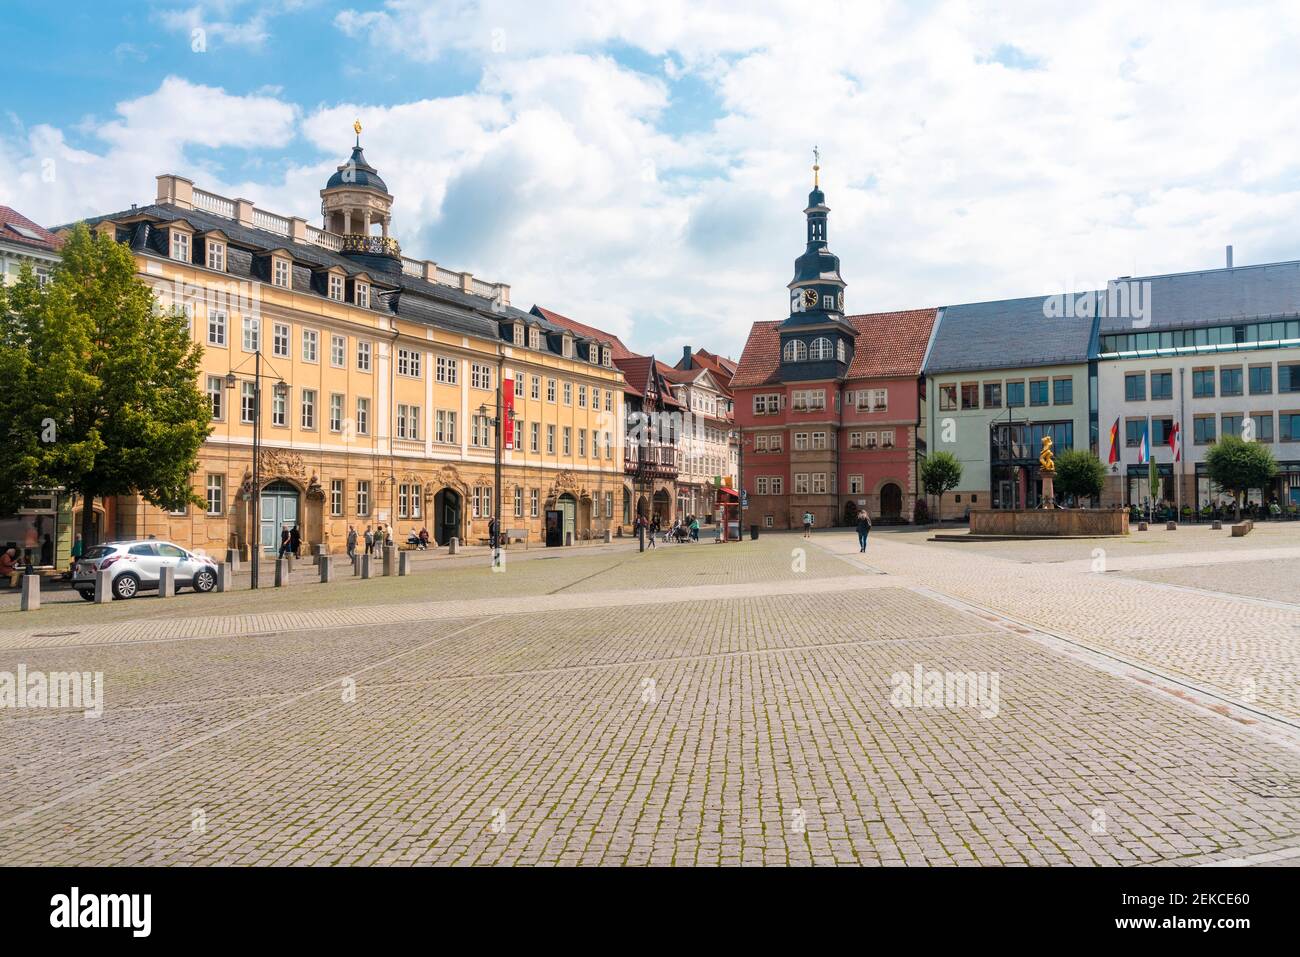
[66,137,627,556]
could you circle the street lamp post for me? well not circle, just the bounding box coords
[478,384,517,565]
[226,351,288,590]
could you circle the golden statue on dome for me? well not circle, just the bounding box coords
[1039,435,1056,474]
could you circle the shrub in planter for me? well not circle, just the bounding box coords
[913,499,930,525]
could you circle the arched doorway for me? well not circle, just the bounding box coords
[880,483,903,520]
[557,493,577,544]
[260,480,300,554]
[434,488,461,546]
[653,489,671,524]
[636,494,649,521]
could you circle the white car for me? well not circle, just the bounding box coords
[72,540,218,601]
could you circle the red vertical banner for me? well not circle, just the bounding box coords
[503,377,515,449]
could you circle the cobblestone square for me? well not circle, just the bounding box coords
[2,528,1299,866]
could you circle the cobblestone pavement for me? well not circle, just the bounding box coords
[1,528,1298,866]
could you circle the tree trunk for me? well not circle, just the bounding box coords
[79,492,96,547]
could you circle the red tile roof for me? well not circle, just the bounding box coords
[732,309,939,388]
[0,207,63,253]
[531,305,636,360]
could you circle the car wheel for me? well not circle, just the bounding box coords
[112,573,140,600]
[76,589,95,601]
[192,568,216,593]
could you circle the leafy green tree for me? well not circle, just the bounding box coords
[3,224,211,544]
[1054,448,1106,506]
[920,451,963,523]
[1204,434,1277,512]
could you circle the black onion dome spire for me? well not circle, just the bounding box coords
[325,122,389,193]
[790,146,844,290]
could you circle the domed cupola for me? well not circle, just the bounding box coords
[320,120,400,261]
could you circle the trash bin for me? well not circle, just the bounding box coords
[749,524,759,540]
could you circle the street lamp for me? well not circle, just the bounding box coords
[225,349,289,590]
[477,394,517,564]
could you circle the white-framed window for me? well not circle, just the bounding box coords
[578,384,587,408]
[170,229,190,262]
[880,429,896,448]
[563,382,572,405]
[242,316,260,352]
[397,404,421,440]
[603,347,612,367]
[865,431,878,448]
[562,335,574,358]
[357,340,371,372]
[529,327,540,350]
[300,389,316,430]
[207,309,226,346]
[811,431,827,450]
[791,389,825,411]
[794,432,809,451]
[273,257,291,288]
[410,484,422,518]
[546,424,556,454]
[206,239,224,271]
[811,473,828,494]
[328,274,344,301]
[355,282,369,308]
[272,389,287,427]
[240,381,256,423]
[471,362,492,390]
[329,393,344,432]
[397,484,409,519]
[794,473,809,494]
[273,322,290,358]
[578,428,587,457]
[514,375,523,398]
[471,414,491,448]
[302,328,318,363]
[331,334,346,367]
[206,375,224,420]
[562,426,571,456]
[436,355,458,384]
[513,324,524,346]
[546,378,557,402]
[356,397,370,435]
[755,434,768,452]
[757,476,770,495]
[605,390,613,412]
[849,431,862,449]
[604,490,614,518]
[783,340,807,362]
[514,486,523,517]
[530,422,540,453]
[205,474,224,515]
[397,348,421,378]
[530,488,539,517]
[848,475,864,494]
[837,339,847,362]
[330,479,344,517]
[604,431,612,458]
[810,337,833,361]
[435,409,458,444]
[356,480,370,516]
[753,393,782,415]
[592,386,601,409]
[530,375,540,399]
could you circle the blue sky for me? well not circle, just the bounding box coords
[6,1,1300,359]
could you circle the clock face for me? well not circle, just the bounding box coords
[837,292,845,311]
[802,288,818,308]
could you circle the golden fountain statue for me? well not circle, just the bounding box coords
[1038,435,1055,474]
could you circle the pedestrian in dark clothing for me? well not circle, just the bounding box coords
[363,526,374,556]
[346,525,358,559]
[488,516,499,549]
[856,510,872,552]
[289,525,301,558]
[279,527,292,558]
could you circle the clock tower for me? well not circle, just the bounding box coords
[778,148,857,379]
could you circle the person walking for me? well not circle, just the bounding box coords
[856,509,872,553]
[802,510,814,539]
[689,516,700,542]
[363,525,374,556]
[289,525,301,559]
[488,515,499,550]
[278,527,292,559]
[346,525,358,559]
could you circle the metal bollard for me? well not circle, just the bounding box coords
[320,557,334,583]
[20,574,40,611]
[352,553,362,576]
[158,565,176,598]
[398,552,411,576]
[603,529,612,543]
[94,569,113,603]
[360,554,373,579]
[448,537,459,555]
[275,558,289,587]
[217,562,230,592]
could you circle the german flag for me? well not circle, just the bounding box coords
[1108,417,1120,464]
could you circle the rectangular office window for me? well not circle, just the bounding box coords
[983,383,1002,409]
[1029,380,1049,406]
[205,474,224,515]
[356,397,370,435]
[356,480,370,516]
[208,310,227,346]
[960,384,979,410]
[330,479,344,517]
[1006,381,1025,407]
[1151,417,1173,445]
[1192,368,1215,397]
[331,334,346,367]
[1220,414,1242,438]
[1280,413,1300,442]
[1251,412,1275,442]
[1220,366,1243,397]
[1193,415,1216,444]
[207,375,224,420]
[1150,371,1173,400]
[1280,364,1300,393]
[1125,418,1146,447]
[1053,377,1073,405]
[1125,373,1146,401]
[1250,365,1273,395]
[300,389,316,430]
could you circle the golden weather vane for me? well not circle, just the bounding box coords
[353,119,362,145]
[813,145,820,187]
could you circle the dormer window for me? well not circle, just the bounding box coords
[513,323,524,346]
[355,281,370,308]
[590,343,600,364]
[328,274,345,301]
[562,335,574,359]
[272,257,291,288]
[170,229,191,263]
[529,327,541,350]
[603,347,612,367]
[206,239,225,272]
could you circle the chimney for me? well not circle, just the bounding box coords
[1226,245,1234,268]
[681,345,692,369]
